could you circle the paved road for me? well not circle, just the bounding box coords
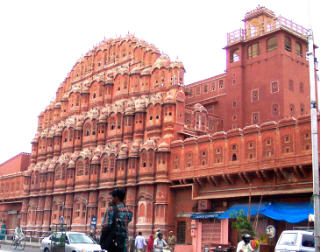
[0,244,39,252]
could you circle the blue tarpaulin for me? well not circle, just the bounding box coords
[217,202,314,223]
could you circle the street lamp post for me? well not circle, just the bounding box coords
[308,29,320,252]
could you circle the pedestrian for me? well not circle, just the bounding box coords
[135,231,147,252]
[167,231,177,252]
[147,234,154,252]
[89,228,97,243]
[236,234,254,252]
[153,232,168,252]
[0,220,6,241]
[100,188,133,252]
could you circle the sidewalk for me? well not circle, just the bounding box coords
[0,240,40,248]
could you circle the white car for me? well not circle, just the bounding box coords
[275,230,314,252]
[40,231,105,252]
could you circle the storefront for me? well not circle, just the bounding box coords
[190,212,229,252]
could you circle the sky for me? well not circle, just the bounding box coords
[0,0,319,165]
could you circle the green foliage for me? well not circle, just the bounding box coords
[230,210,255,237]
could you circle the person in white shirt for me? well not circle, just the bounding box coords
[13,224,24,246]
[236,234,254,252]
[154,232,168,252]
[135,232,147,252]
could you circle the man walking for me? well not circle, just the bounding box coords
[101,188,132,252]
[135,232,147,252]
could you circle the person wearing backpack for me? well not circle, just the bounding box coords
[100,188,132,252]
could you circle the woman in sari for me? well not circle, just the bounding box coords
[147,234,154,252]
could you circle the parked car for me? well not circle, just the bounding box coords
[40,231,105,252]
[275,230,314,252]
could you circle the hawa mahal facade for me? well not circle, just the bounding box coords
[0,6,317,250]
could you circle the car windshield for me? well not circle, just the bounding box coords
[278,233,298,246]
[68,233,94,244]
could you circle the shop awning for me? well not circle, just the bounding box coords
[190,212,221,219]
[217,202,314,223]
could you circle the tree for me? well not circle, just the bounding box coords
[231,210,255,238]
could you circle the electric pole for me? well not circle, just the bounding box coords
[308,29,320,252]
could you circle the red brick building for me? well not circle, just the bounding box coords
[0,6,317,251]
[0,153,29,230]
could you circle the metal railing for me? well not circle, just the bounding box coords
[1,229,51,244]
[227,15,308,45]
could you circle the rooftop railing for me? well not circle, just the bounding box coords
[227,15,308,45]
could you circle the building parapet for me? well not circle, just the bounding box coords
[227,15,308,46]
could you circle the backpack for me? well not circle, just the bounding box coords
[100,205,127,251]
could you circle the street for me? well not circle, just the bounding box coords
[0,244,39,252]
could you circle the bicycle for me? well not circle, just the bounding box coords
[11,236,26,250]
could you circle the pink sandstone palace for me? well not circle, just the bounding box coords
[0,6,317,251]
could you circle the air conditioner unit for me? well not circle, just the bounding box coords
[198,200,211,211]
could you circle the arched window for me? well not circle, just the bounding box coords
[77,161,84,176]
[69,129,73,142]
[110,119,116,130]
[139,203,145,217]
[110,155,115,173]
[84,124,91,136]
[55,167,61,180]
[148,150,153,168]
[61,167,66,180]
[248,43,260,58]
[295,42,302,56]
[76,95,80,106]
[141,152,147,168]
[35,172,39,184]
[102,158,108,173]
[123,78,127,89]
[117,116,121,129]
[267,37,278,52]
[63,131,68,143]
[285,36,292,51]
[85,161,89,175]
[230,48,240,62]
[232,154,237,161]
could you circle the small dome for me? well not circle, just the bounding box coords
[32,133,40,144]
[135,97,146,112]
[55,102,61,109]
[118,143,129,159]
[152,55,170,71]
[170,61,185,70]
[40,128,48,138]
[81,86,90,94]
[130,66,141,75]
[141,67,151,76]
[125,100,135,114]
[164,93,175,104]
[158,140,170,152]
[79,148,92,159]
[129,141,140,157]
[70,83,82,93]
[105,77,114,86]
[91,154,100,164]
[142,139,157,151]
[193,103,207,113]
[68,159,75,168]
